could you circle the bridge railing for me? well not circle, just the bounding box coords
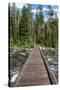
[39,46,57,84]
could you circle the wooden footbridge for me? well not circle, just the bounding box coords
[15,45,57,86]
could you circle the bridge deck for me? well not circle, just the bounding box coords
[16,46,50,86]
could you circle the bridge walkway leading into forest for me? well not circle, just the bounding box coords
[15,45,57,86]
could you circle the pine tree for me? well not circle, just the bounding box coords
[19,5,31,47]
[35,5,44,44]
[10,3,17,43]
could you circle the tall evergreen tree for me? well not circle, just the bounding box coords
[35,5,44,44]
[10,3,17,43]
[19,5,31,46]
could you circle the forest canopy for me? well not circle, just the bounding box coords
[8,3,58,48]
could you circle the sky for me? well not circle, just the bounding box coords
[12,3,58,21]
[16,3,58,12]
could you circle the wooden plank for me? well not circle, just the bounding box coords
[39,46,57,84]
[16,45,50,86]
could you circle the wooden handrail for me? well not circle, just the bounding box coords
[39,46,57,84]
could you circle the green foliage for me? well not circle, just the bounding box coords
[9,3,58,49]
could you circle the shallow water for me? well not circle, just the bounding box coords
[41,48,58,81]
[9,48,32,87]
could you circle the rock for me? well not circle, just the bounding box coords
[11,73,19,83]
[48,58,54,62]
[26,48,29,50]
[30,48,32,51]
[20,53,26,56]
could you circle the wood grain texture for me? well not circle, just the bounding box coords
[16,45,50,86]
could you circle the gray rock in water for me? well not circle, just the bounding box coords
[20,53,26,56]
[48,58,54,62]
[10,73,19,83]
